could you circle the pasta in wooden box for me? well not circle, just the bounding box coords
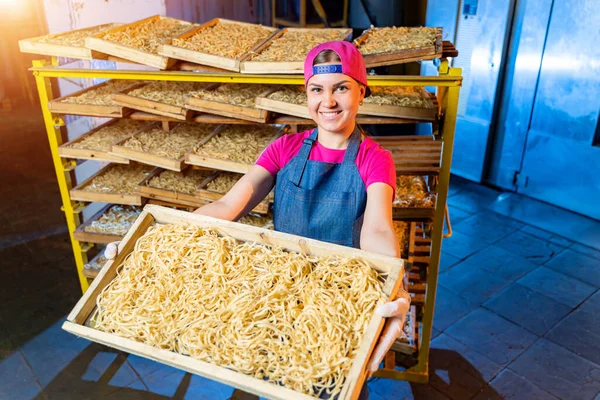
[63,205,404,400]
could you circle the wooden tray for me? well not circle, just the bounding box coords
[185,125,283,174]
[185,84,272,123]
[18,23,121,60]
[359,89,437,121]
[85,15,194,69]
[137,168,213,208]
[69,163,151,206]
[255,85,311,119]
[159,18,278,72]
[371,135,442,175]
[195,171,271,214]
[73,205,127,244]
[63,204,404,400]
[83,251,109,279]
[110,122,219,171]
[48,80,137,118]
[112,82,198,121]
[354,27,443,68]
[240,28,352,74]
[58,119,152,163]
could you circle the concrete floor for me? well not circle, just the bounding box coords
[1,107,600,399]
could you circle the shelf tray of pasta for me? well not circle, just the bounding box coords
[74,204,142,244]
[48,80,140,118]
[69,163,153,206]
[358,87,437,121]
[83,250,109,279]
[137,168,215,208]
[255,85,311,119]
[85,15,195,69]
[185,124,283,174]
[196,171,271,214]
[112,81,211,120]
[159,18,278,72]
[392,175,436,220]
[19,23,122,60]
[59,119,152,163]
[240,28,352,74]
[63,204,404,400]
[111,122,219,171]
[185,84,273,123]
[354,26,442,68]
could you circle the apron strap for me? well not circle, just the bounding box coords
[342,125,363,165]
[291,128,318,186]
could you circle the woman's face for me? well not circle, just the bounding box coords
[306,68,366,135]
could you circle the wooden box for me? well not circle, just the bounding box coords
[137,168,214,208]
[112,81,214,121]
[371,135,442,175]
[69,163,152,206]
[83,251,108,279]
[255,86,311,119]
[354,27,443,68]
[48,80,138,118]
[73,204,141,244]
[185,84,272,123]
[240,28,352,74]
[195,171,271,214]
[85,15,194,69]
[359,88,437,121]
[58,119,152,164]
[185,125,283,174]
[159,18,278,72]
[62,204,404,400]
[110,122,219,172]
[18,23,121,60]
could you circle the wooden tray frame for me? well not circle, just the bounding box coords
[195,171,271,214]
[18,23,121,60]
[48,80,137,118]
[63,204,404,400]
[73,204,127,244]
[112,82,197,121]
[185,84,272,123]
[185,125,283,174]
[85,15,194,69]
[359,90,437,121]
[110,122,220,172]
[159,18,278,72]
[372,135,442,175]
[137,168,213,208]
[58,119,152,163]
[83,251,109,279]
[69,164,147,206]
[239,28,352,74]
[255,85,311,119]
[354,27,443,68]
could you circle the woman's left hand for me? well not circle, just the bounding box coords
[367,289,411,375]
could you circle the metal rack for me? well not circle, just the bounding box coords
[30,56,461,383]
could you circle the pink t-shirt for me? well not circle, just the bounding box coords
[256,130,396,197]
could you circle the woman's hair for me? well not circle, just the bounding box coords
[313,50,341,65]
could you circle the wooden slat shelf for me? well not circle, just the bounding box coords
[73,205,125,244]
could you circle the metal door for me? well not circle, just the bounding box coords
[489,0,600,220]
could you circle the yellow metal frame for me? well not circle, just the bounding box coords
[30,58,461,383]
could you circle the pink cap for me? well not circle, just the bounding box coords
[304,41,371,96]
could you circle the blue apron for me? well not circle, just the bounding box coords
[273,127,368,248]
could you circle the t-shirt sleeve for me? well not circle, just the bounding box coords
[255,138,282,176]
[362,142,396,199]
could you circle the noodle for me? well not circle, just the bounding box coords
[93,224,386,398]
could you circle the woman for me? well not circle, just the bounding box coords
[107,41,410,376]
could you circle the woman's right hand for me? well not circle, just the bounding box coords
[104,242,120,260]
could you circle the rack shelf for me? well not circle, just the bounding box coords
[31,50,461,385]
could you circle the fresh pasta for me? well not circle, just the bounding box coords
[93,224,386,398]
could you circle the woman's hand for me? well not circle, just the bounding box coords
[367,288,411,374]
[104,241,120,260]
